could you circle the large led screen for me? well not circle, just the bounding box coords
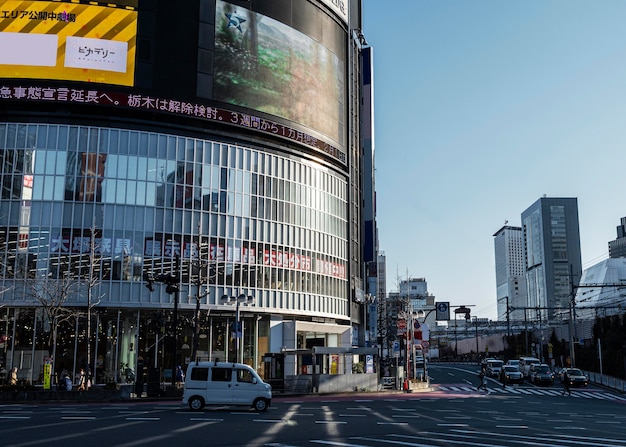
[214,0,345,146]
[0,1,137,86]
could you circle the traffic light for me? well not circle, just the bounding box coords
[143,273,155,292]
[143,272,179,293]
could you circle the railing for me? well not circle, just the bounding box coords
[586,371,626,393]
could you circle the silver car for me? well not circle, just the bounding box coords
[529,364,555,386]
[500,365,523,384]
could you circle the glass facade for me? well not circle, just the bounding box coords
[0,122,350,385]
[522,197,582,324]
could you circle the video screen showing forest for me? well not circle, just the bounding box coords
[213,0,345,146]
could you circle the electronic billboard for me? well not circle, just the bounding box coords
[0,1,137,86]
[213,0,345,147]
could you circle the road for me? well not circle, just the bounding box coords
[0,364,624,447]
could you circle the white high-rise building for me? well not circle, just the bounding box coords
[493,225,526,321]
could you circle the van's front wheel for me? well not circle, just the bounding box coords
[188,396,205,411]
[253,398,269,412]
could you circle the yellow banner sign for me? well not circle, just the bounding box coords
[43,363,51,390]
[0,1,137,86]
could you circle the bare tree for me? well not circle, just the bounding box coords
[24,275,78,359]
[25,223,103,378]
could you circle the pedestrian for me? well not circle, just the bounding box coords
[476,370,488,391]
[64,373,72,391]
[9,367,18,386]
[78,368,86,391]
[561,370,571,396]
[86,369,92,390]
[176,365,185,389]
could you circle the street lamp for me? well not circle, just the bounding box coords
[454,306,471,360]
[221,293,255,364]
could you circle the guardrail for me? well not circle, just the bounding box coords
[586,371,626,393]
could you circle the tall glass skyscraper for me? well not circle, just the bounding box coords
[521,197,582,323]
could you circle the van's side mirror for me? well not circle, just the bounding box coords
[252,378,257,384]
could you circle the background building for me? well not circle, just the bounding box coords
[493,225,526,322]
[521,197,582,323]
[608,216,626,258]
[0,0,375,388]
[575,258,626,320]
[575,216,626,320]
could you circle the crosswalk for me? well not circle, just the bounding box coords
[268,429,626,447]
[434,383,626,401]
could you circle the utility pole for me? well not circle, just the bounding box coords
[506,296,510,337]
[191,221,211,363]
[474,317,479,359]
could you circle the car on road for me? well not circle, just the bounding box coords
[559,368,589,387]
[182,361,272,411]
[482,358,504,378]
[528,363,555,386]
[519,356,541,378]
[505,359,521,371]
[500,365,524,384]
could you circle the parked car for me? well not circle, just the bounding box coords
[500,365,524,384]
[482,358,504,378]
[528,363,555,386]
[559,368,588,387]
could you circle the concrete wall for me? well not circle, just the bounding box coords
[318,373,378,393]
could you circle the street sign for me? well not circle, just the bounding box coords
[397,319,407,336]
[436,301,450,321]
[393,340,400,358]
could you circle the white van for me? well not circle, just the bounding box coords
[483,358,503,378]
[518,356,541,378]
[182,361,272,411]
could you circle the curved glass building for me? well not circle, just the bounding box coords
[0,0,375,388]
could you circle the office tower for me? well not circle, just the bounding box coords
[521,197,582,322]
[493,225,526,322]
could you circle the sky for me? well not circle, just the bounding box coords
[362,0,626,320]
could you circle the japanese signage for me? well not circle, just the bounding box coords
[51,229,131,256]
[0,84,346,165]
[0,1,137,86]
[143,235,347,279]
